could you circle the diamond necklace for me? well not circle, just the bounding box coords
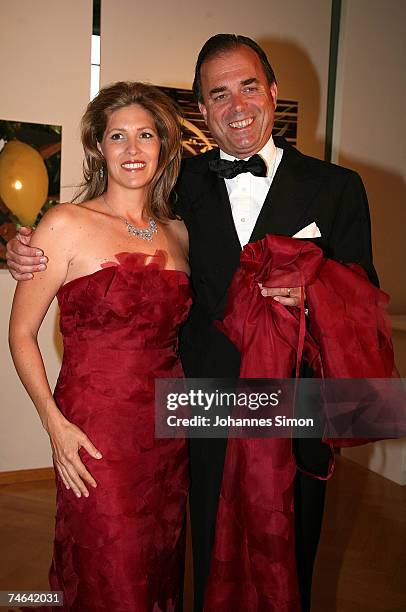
[102,194,158,242]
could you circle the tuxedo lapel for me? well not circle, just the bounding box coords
[191,152,241,263]
[250,141,323,242]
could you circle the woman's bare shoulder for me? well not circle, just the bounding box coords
[34,202,77,232]
[77,197,104,213]
[31,202,96,250]
[37,199,103,229]
[167,217,188,245]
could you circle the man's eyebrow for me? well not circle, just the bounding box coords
[208,77,259,97]
[208,85,227,96]
[241,77,259,86]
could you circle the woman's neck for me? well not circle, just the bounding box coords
[102,185,149,223]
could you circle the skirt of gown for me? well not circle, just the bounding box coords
[49,252,192,612]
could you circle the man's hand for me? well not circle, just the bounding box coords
[6,227,48,280]
[258,283,302,307]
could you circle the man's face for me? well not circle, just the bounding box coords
[198,45,277,159]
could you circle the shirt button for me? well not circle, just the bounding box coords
[241,218,246,222]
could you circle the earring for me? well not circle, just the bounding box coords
[99,166,104,179]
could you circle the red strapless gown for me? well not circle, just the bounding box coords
[49,252,192,612]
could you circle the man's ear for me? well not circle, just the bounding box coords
[198,101,208,124]
[270,82,278,109]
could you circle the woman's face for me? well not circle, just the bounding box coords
[100,104,161,192]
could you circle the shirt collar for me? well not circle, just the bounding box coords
[219,136,277,177]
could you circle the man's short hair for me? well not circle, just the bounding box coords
[193,34,277,103]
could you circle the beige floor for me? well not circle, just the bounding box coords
[0,456,405,611]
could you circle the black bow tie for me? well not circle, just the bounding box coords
[208,154,267,179]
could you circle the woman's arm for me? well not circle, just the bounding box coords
[9,205,102,498]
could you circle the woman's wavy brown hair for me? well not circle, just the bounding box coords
[75,81,182,221]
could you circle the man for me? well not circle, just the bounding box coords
[7,34,377,611]
[177,34,377,612]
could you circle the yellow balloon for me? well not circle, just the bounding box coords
[0,140,49,226]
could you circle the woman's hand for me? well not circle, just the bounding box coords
[47,414,103,498]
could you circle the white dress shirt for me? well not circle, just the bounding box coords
[220,137,283,247]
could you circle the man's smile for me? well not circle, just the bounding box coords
[228,117,254,129]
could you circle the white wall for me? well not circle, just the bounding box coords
[0,0,93,471]
[101,0,332,159]
[0,0,93,203]
[333,0,406,484]
[332,0,406,313]
[0,272,61,469]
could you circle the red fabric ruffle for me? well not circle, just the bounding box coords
[205,235,395,611]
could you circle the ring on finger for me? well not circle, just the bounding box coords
[287,288,291,296]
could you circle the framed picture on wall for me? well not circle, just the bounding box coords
[0,120,61,268]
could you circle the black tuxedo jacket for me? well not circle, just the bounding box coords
[175,136,378,378]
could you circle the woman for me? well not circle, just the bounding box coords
[9,82,191,611]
